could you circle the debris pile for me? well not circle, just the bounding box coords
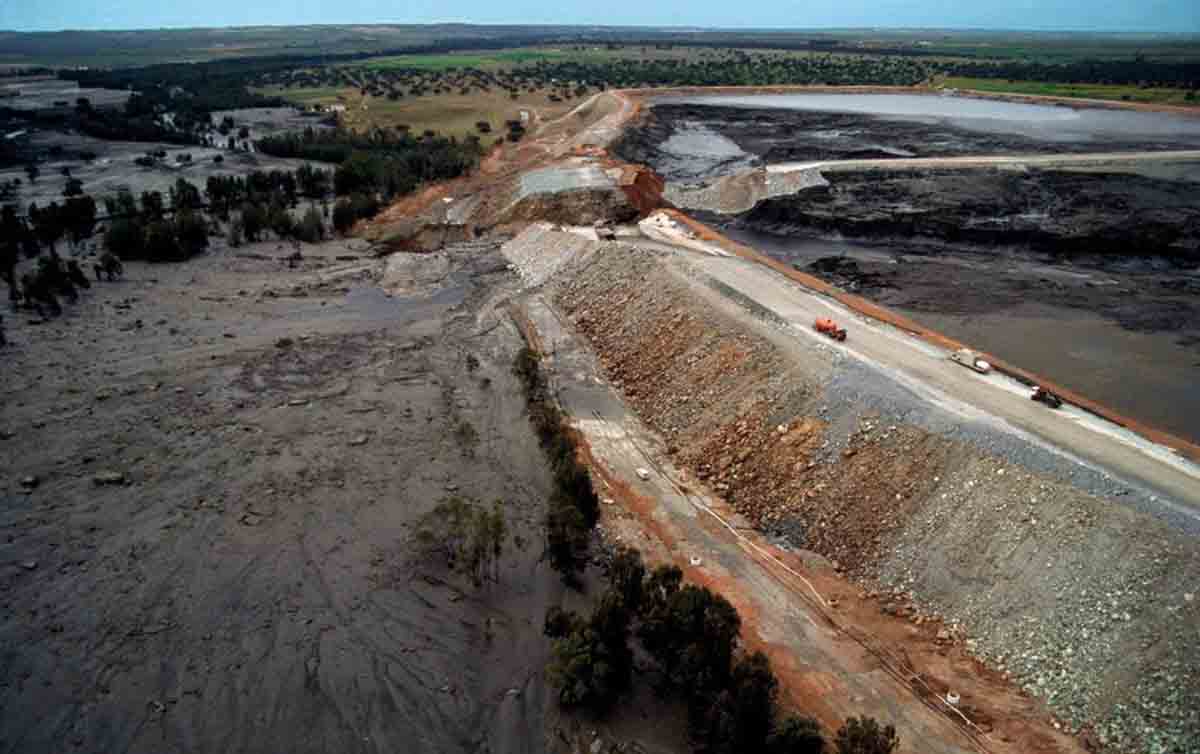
[501,223,601,287]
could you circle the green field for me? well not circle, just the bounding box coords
[941,76,1199,107]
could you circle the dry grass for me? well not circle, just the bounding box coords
[262,84,581,139]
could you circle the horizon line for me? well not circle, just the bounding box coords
[3,22,1199,35]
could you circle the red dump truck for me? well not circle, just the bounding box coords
[813,317,847,341]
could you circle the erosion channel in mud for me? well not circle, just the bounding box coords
[614,94,1200,443]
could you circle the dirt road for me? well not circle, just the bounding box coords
[524,231,1200,752]
[518,288,1086,754]
[674,251,1200,525]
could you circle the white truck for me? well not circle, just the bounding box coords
[949,348,992,374]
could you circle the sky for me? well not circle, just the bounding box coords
[1,0,1197,33]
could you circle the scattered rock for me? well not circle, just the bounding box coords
[348,435,368,447]
[19,475,39,489]
[92,471,126,486]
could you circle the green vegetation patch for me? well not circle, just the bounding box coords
[356,48,589,71]
[942,76,1199,106]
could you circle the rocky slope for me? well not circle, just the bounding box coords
[545,242,1200,754]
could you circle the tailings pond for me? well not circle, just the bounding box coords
[615,93,1200,443]
[615,93,1200,181]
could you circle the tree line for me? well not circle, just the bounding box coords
[546,548,898,754]
[257,126,484,229]
[513,345,601,587]
[944,58,1200,90]
[1,160,337,322]
[4,123,475,317]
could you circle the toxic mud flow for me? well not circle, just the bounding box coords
[0,238,575,754]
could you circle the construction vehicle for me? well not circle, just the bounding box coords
[813,317,847,341]
[1031,386,1063,409]
[950,348,991,374]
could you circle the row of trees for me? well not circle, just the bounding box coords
[945,58,1200,90]
[101,188,210,262]
[259,60,598,105]
[100,167,336,261]
[2,165,337,317]
[1,198,98,306]
[513,345,601,586]
[547,548,898,754]
[202,165,332,218]
[259,47,1200,106]
[525,53,933,89]
[257,50,934,100]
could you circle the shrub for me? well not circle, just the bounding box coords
[174,210,209,258]
[769,716,826,754]
[104,218,145,258]
[295,205,325,243]
[332,193,380,235]
[544,606,584,638]
[834,717,898,754]
[722,652,779,754]
[546,500,589,582]
[639,583,741,698]
[268,203,295,239]
[144,220,180,261]
[240,202,268,242]
[332,198,357,234]
[413,497,506,586]
[608,547,646,614]
[546,590,634,713]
